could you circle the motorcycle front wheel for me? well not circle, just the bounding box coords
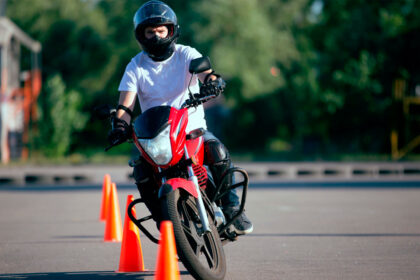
[161,188,226,280]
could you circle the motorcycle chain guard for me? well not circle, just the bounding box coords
[211,167,249,241]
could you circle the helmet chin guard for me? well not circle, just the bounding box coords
[133,1,180,61]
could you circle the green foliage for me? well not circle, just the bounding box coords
[304,0,420,154]
[190,0,305,101]
[6,0,420,159]
[37,75,88,157]
[220,0,420,157]
[7,0,111,101]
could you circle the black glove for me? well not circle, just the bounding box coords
[107,118,132,145]
[200,77,226,97]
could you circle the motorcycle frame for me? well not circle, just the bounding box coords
[127,166,250,244]
[129,104,250,242]
[132,105,211,234]
[132,107,190,169]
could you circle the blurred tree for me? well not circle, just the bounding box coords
[6,0,420,159]
[37,74,88,157]
[6,0,111,97]
[185,0,313,155]
[307,0,420,154]
[7,0,112,155]
[189,0,304,102]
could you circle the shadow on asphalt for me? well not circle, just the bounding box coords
[0,271,191,279]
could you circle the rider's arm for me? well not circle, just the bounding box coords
[116,91,137,123]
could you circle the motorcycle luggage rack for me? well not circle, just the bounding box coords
[127,198,160,244]
[211,167,249,236]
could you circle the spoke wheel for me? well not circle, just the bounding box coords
[162,188,226,280]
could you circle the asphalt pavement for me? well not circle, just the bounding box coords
[1,181,420,279]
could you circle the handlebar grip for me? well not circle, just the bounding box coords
[182,92,218,108]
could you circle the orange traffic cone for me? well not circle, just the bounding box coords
[155,221,181,280]
[99,174,111,222]
[117,195,146,272]
[104,183,123,242]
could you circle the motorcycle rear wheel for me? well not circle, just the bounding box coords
[161,188,226,280]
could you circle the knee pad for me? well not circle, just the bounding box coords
[204,139,230,165]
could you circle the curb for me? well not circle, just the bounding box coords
[239,162,420,181]
[0,162,420,186]
[0,165,132,186]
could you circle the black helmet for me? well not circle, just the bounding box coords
[134,1,180,61]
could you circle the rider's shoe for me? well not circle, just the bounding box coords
[223,208,253,235]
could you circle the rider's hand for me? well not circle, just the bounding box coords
[200,77,226,97]
[107,118,132,145]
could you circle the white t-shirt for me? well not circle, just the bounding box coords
[118,44,207,132]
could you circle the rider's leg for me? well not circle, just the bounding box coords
[133,158,162,224]
[203,131,253,235]
[203,138,238,206]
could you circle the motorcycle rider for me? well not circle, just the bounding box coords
[108,0,253,235]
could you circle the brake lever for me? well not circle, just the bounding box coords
[182,99,200,108]
[182,93,217,108]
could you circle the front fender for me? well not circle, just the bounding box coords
[158,178,199,199]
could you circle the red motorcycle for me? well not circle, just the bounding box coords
[100,57,249,280]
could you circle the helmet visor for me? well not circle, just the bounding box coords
[134,1,177,28]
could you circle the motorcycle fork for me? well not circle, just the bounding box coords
[128,147,212,241]
[184,145,211,234]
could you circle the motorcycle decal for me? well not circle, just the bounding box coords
[192,164,208,189]
[186,136,204,164]
[168,107,188,166]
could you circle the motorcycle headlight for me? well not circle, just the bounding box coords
[138,125,172,165]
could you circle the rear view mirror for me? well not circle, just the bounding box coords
[189,56,212,74]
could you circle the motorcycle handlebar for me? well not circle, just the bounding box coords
[105,91,216,150]
[181,93,217,109]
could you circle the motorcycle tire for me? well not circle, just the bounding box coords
[161,188,226,280]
